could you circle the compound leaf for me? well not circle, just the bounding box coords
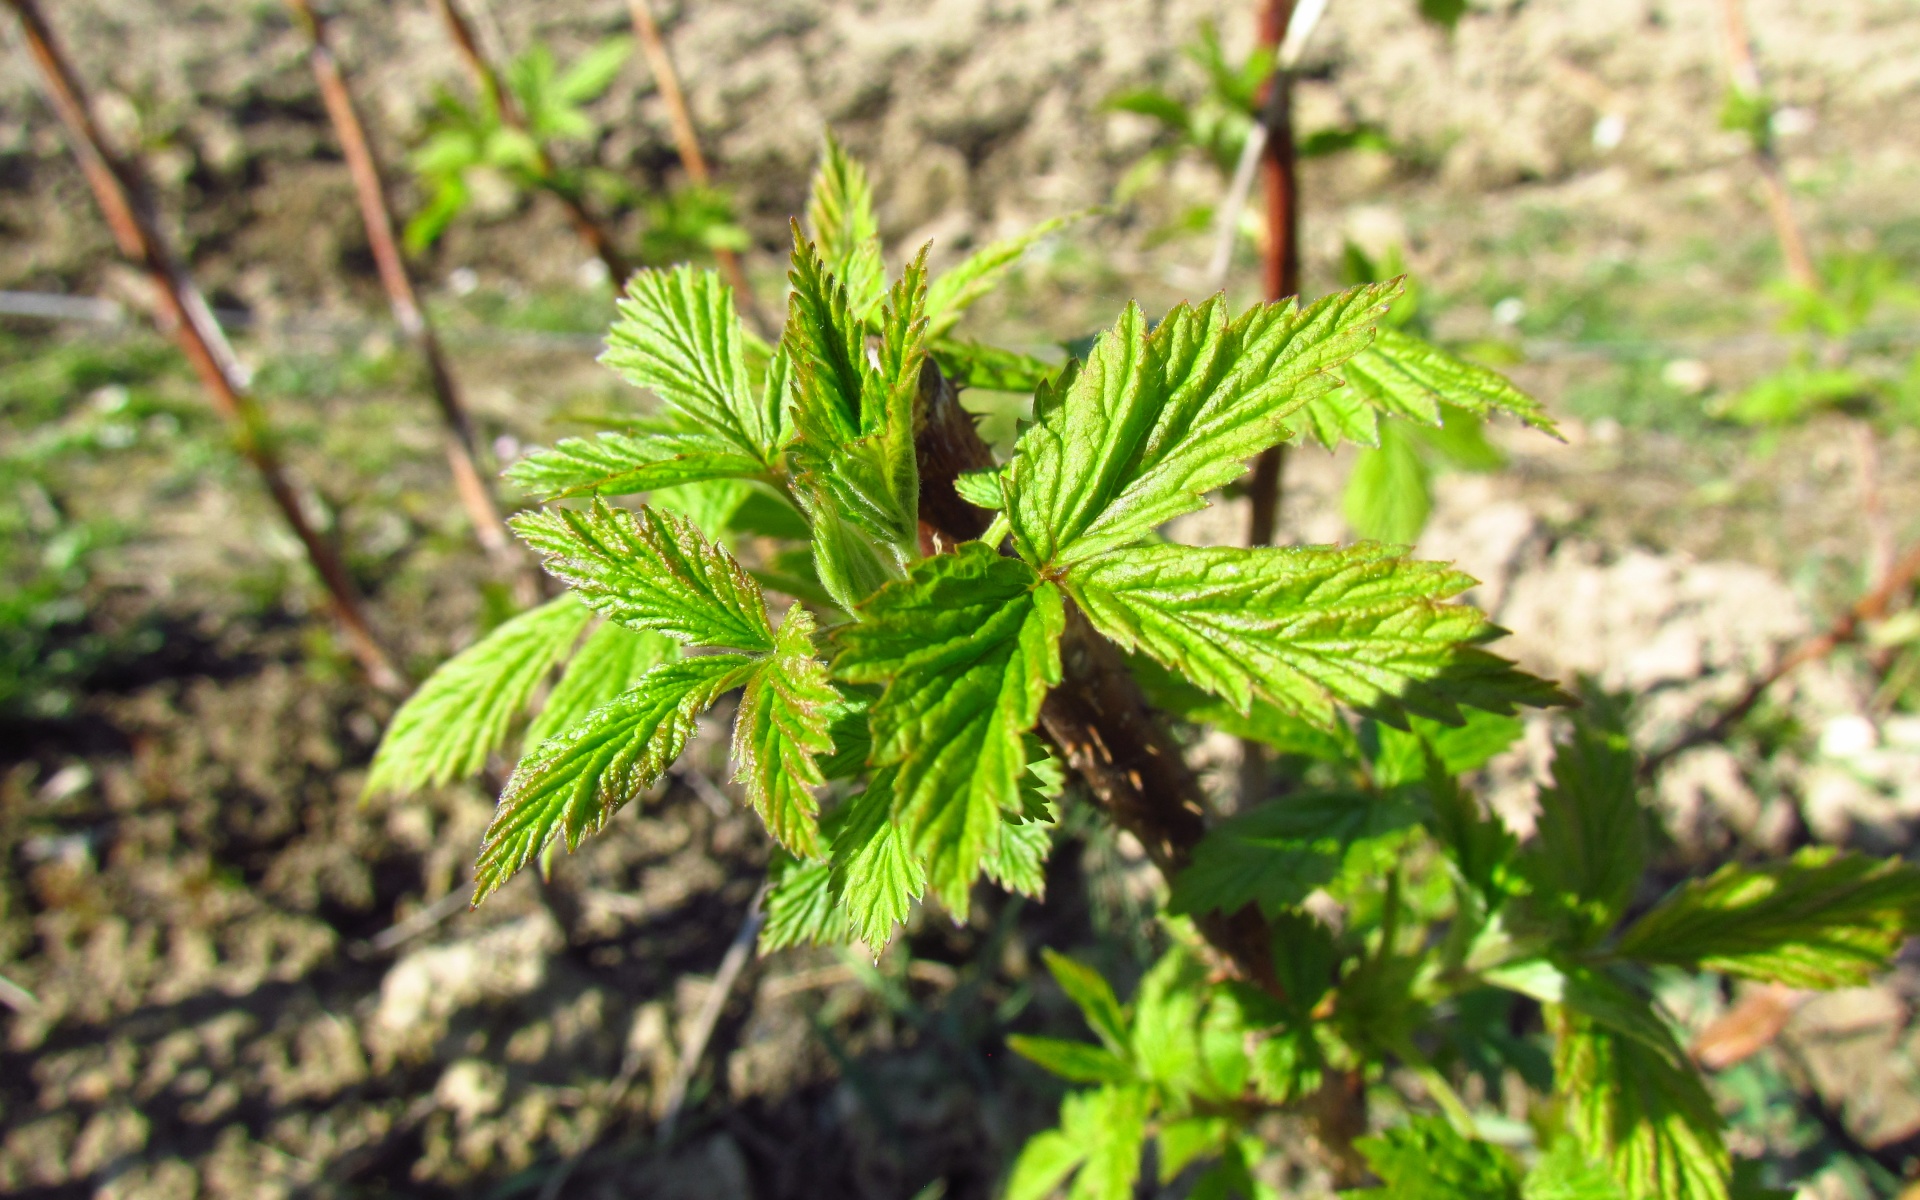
[1615,848,1920,989]
[368,595,591,795]
[505,427,765,501]
[731,605,838,858]
[835,544,1065,910]
[805,132,885,319]
[524,619,676,749]
[601,265,780,466]
[513,500,774,652]
[1064,541,1564,729]
[1006,281,1399,568]
[474,654,753,903]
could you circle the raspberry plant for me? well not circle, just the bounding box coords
[369,144,1920,1199]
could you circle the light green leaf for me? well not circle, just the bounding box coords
[759,854,845,953]
[982,810,1053,898]
[930,338,1062,394]
[1554,1010,1730,1200]
[828,768,925,949]
[1354,1115,1522,1200]
[474,654,753,903]
[1128,652,1361,761]
[1007,1036,1134,1085]
[1304,327,1559,450]
[601,265,780,465]
[513,500,774,652]
[805,500,901,613]
[1065,541,1566,729]
[731,605,838,858]
[1006,281,1400,568]
[1041,948,1130,1055]
[368,595,591,796]
[1615,848,1920,988]
[1523,1139,1630,1200]
[1522,718,1646,945]
[953,467,1009,511]
[524,620,676,749]
[1068,1085,1151,1200]
[1344,419,1433,544]
[554,36,632,105]
[835,543,1065,910]
[925,216,1070,336]
[785,234,926,558]
[805,132,885,319]
[1169,790,1421,918]
[505,428,765,501]
[1007,1129,1088,1200]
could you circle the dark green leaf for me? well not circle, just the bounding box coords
[1352,1116,1522,1200]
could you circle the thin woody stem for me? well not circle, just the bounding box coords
[284,0,539,603]
[624,0,770,335]
[6,0,404,694]
[1244,0,1301,552]
[1715,0,1818,292]
[429,0,633,288]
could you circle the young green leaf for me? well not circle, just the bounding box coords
[1040,948,1130,1055]
[513,500,774,652]
[1300,327,1560,450]
[1005,280,1399,568]
[1523,1139,1630,1200]
[758,854,844,953]
[731,605,838,858]
[367,595,591,796]
[523,620,676,749]
[1008,1085,1152,1200]
[931,337,1062,395]
[827,768,926,949]
[1343,419,1433,544]
[1614,848,1920,989]
[835,543,1065,910]
[1168,790,1421,919]
[982,810,1053,898]
[601,265,781,465]
[1554,1011,1731,1200]
[1353,1116,1522,1200]
[805,132,886,318]
[1063,542,1561,729]
[1007,1035,1134,1085]
[924,215,1070,336]
[1521,718,1646,945]
[473,654,754,904]
[505,427,765,501]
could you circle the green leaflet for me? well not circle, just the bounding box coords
[505,427,765,501]
[1354,1116,1522,1200]
[982,810,1053,898]
[1006,280,1399,568]
[1343,419,1433,545]
[1168,790,1421,919]
[785,232,926,559]
[805,500,901,613]
[1521,719,1646,946]
[730,605,838,858]
[805,132,885,319]
[512,500,774,652]
[758,854,842,953]
[1006,1035,1133,1084]
[1006,1085,1151,1200]
[953,466,1009,511]
[835,544,1065,911]
[828,768,925,949]
[924,215,1070,336]
[601,265,780,466]
[1296,327,1559,450]
[1064,541,1562,729]
[1614,848,1920,988]
[1554,1009,1731,1200]
[524,619,675,749]
[931,337,1061,394]
[367,595,591,796]
[473,654,754,903]
[1041,948,1130,1055]
[1524,1140,1631,1200]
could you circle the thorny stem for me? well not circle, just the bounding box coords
[1641,538,1920,777]
[624,0,771,337]
[1715,0,1818,292]
[284,0,540,604]
[6,0,405,694]
[429,0,634,288]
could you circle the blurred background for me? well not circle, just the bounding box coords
[2,0,1919,1196]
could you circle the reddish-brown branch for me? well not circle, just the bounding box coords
[1245,0,1301,553]
[1643,538,1920,777]
[429,0,633,288]
[7,0,403,693]
[1715,0,1818,292]
[623,0,769,335]
[285,0,537,601]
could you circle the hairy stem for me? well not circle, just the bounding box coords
[430,0,634,287]
[911,361,1282,995]
[284,0,540,604]
[7,0,404,693]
